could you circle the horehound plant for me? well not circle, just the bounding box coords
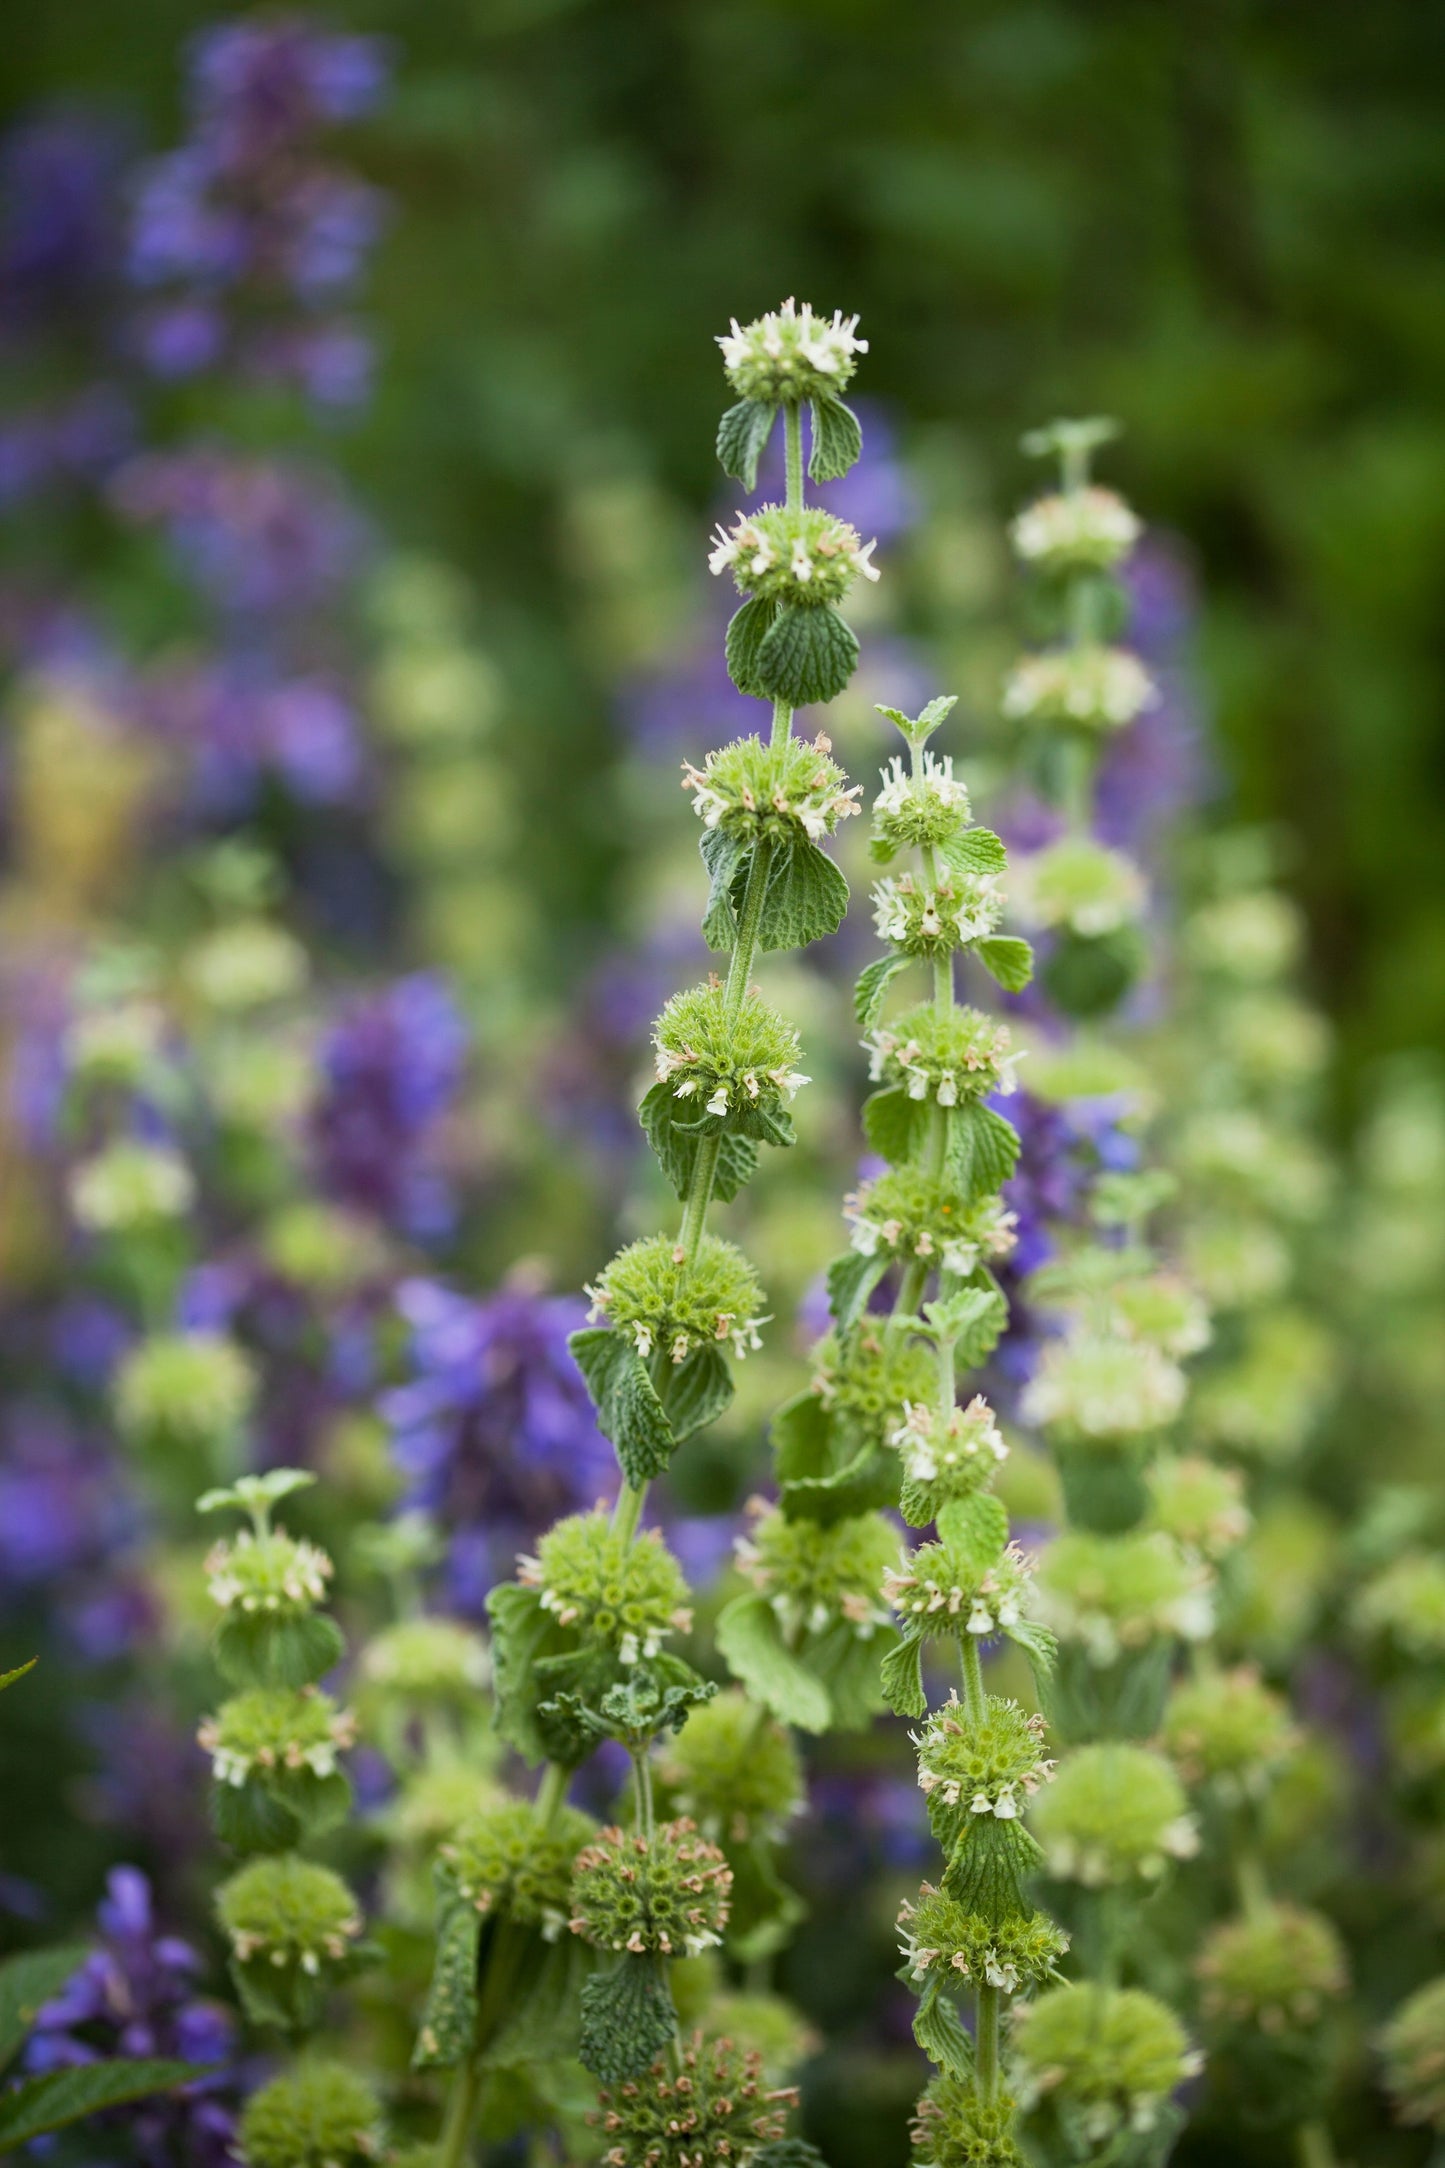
[413,300,880,2168]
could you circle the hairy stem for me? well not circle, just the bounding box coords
[975,1983,1000,2105]
[785,402,804,510]
[535,1760,569,1828]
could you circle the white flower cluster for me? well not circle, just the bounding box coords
[864,1018,1020,1105]
[884,1541,1033,1639]
[890,1394,1008,1483]
[1021,1331,1188,1440]
[708,509,878,591]
[1039,1815,1200,1890]
[845,1197,1016,1277]
[1009,486,1141,572]
[873,749,971,824]
[681,745,861,841]
[70,1142,195,1232]
[199,1703,358,1789]
[1009,838,1147,938]
[871,868,1006,952]
[656,1049,810,1120]
[717,297,868,398]
[1003,647,1156,732]
[204,1531,334,1614]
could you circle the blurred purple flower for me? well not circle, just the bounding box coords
[1094,536,1214,860]
[0,111,127,327]
[24,1866,239,2167]
[310,974,467,1240]
[381,1278,618,1614]
[0,1407,130,1593]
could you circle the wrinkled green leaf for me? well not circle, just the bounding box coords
[0,1945,88,2074]
[725,596,778,701]
[578,1955,677,2084]
[486,1582,558,1765]
[1004,1614,1058,1682]
[756,604,859,708]
[568,1328,675,1487]
[661,1343,734,1445]
[716,1593,830,1733]
[936,1492,1009,1563]
[975,935,1034,993]
[413,1902,481,2069]
[808,396,863,481]
[912,1972,974,2077]
[938,827,1007,878]
[717,398,777,490]
[880,1634,926,1719]
[862,1086,928,1165]
[0,2060,206,2148]
[486,1932,597,2070]
[853,952,911,1030]
[639,1081,759,1201]
[946,1102,1020,1200]
[826,1249,888,1334]
[757,833,849,951]
[213,1608,343,1692]
[942,1816,1043,1929]
[699,821,750,950]
[921,1286,1008,1369]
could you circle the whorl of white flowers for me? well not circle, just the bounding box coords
[1003,648,1156,732]
[1009,487,1142,574]
[717,297,868,401]
[891,1395,1009,1484]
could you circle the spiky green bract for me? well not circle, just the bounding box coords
[1354,1550,1445,1660]
[654,1690,803,1844]
[199,1685,355,1851]
[718,300,866,403]
[683,732,861,844]
[735,1503,896,1642]
[712,503,877,606]
[1030,1744,1197,1888]
[1144,1456,1250,1563]
[592,2032,796,2168]
[865,1004,1018,1108]
[899,1884,1069,1996]
[884,1514,1035,1648]
[217,1854,364,2029]
[813,1329,938,1444]
[1008,1985,1199,2155]
[522,1512,693,1664]
[237,2060,385,2168]
[652,983,808,1137]
[438,1799,597,1932]
[1034,1530,1212,1667]
[586,1234,768,1366]
[912,2073,1023,2168]
[1161,1665,1295,1799]
[1195,1904,1348,2032]
[845,1168,1018,1278]
[1380,1974,1445,2131]
[916,1695,1055,1831]
[891,1394,1010,1529]
[870,748,975,857]
[115,1330,256,1451]
[570,1821,733,1958]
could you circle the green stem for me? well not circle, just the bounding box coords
[633,1749,656,1839]
[724,833,774,1023]
[436,2055,482,2168]
[612,1479,647,1542]
[975,1982,1000,2105]
[436,1921,530,2168]
[1296,2120,1337,2168]
[677,1133,722,1267]
[958,1636,984,1721]
[784,403,804,509]
[535,1761,568,1828]
[1233,1844,1271,1926]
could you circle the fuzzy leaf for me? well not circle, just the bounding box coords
[805,1622,892,1732]
[716,1593,830,1733]
[717,399,777,490]
[486,1582,558,1765]
[639,1082,760,1202]
[862,1086,928,1165]
[943,1816,1043,1929]
[947,1102,1020,1200]
[661,1343,734,1445]
[569,1328,675,1486]
[0,1946,88,2074]
[880,1634,926,1719]
[0,2060,205,2148]
[938,827,1007,877]
[826,1249,889,1333]
[913,1973,974,2078]
[808,395,863,481]
[853,952,911,1030]
[413,1901,481,2069]
[922,1286,1008,1369]
[757,833,849,951]
[936,1493,1009,1563]
[756,604,859,707]
[578,1956,677,2084]
[0,1659,36,1695]
[213,1608,343,1692]
[1004,1614,1058,1681]
[975,936,1034,993]
[725,597,778,701]
[486,1933,596,2069]
[699,823,750,950]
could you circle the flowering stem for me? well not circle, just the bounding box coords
[677,1135,722,1266]
[612,1477,647,1543]
[784,404,803,510]
[1232,1842,1271,1927]
[633,1750,656,1840]
[535,1760,569,1828]
[975,1982,1000,2105]
[436,2056,482,2168]
[958,1636,984,1722]
[724,834,774,1024]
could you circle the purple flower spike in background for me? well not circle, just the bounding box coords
[382,1276,617,1614]
[310,974,468,1240]
[24,1867,240,2167]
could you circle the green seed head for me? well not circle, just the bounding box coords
[570,1819,733,1958]
[521,1510,693,1664]
[438,1797,598,1934]
[1030,1743,1197,1887]
[654,1689,803,1843]
[736,1502,897,1641]
[586,1232,768,1365]
[237,2060,384,2168]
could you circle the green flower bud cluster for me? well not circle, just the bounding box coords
[65,997,167,1087]
[1009,486,1142,575]
[593,2032,795,2168]
[845,1168,1018,1278]
[585,1233,768,1365]
[682,729,861,843]
[199,1684,355,1844]
[69,1139,194,1231]
[1030,1743,1198,1888]
[206,1526,334,1622]
[718,298,867,402]
[1354,1549,1445,1661]
[870,748,973,855]
[915,1695,1055,1830]
[899,1883,1068,1994]
[1195,1903,1348,2034]
[1161,1665,1296,1800]
[1021,1330,1188,1449]
[358,1615,489,1704]
[652,982,809,1128]
[183,918,308,1011]
[237,2059,385,2168]
[811,1327,938,1442]
[911,2072,1023,2168]
[1379,1974,1445,2132]
[654,1689,803,1844]
[1035,1528,1213,1666]
[115,1329,256,1453]
[217,1853,364,2029]
[519,1510,693,1664]
[1144,1456,1251,1563]
[1008,1983,1202,2146]
[891,1393,1009,1526]
[569,1819,733,1958]
[1008,835,1147,937]
[885,1527,1034,1645]
[735,1501,896,1641]
[711,502,879,607]
[1002,646,1155,732]
[437,1798,598,1934]
[865,1003,1019,1107]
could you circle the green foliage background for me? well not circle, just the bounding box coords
[8,0,1445,1085]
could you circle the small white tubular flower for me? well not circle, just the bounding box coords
[718,298,868,401]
